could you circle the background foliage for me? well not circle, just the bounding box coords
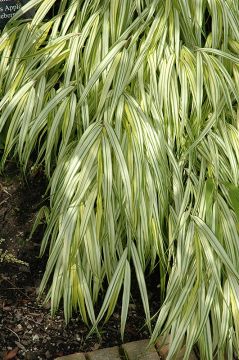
[1,0,239,358]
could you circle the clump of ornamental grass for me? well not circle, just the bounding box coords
[1,0,239,358]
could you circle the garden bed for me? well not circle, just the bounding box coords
[0,164,157,360]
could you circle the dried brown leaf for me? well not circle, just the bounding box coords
[3,347,19,360]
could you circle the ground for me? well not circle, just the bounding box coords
[0,163,157,360]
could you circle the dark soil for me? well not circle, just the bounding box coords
[0,163,159,360]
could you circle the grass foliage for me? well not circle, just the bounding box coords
[1,0,239,358]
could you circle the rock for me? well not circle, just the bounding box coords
[122,340,160,360]
[45,350,51,359]
[32,334,39,342]
[16,323,23,332]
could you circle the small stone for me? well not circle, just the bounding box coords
[21,340,30,346]
[76,334,81,341]
[32,334,39,342]
[45,350,51,359]
[16,324,23,331]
